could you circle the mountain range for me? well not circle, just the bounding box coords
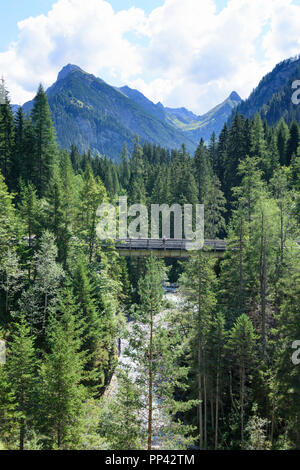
[21,64,241,159]
[20,55,300,160]
[229,55,300,126]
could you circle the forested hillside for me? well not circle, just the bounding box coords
[21,65,197,158]
[231,56,300,127]
[20,64,240,159]
[0,80,300,450]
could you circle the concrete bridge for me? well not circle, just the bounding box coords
[107,239,227,258]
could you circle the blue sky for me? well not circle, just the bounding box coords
[1,0,300,113]
[0,0,228,52]
[0,1,163,51]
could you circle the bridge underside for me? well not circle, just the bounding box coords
[110,239,226,258]
[117,248,224,258]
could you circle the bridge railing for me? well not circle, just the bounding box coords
[110,238,227,252]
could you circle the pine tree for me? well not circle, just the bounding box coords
[11,107,25,190]
[31,85,57,196]
[204,174,226,239]
[0,171,20,254]
[276,118,289,166]
[219,157,265,325]
[0,249,23,325]
[22,116,37,185]
[209,132,218,172]
[0,359,18,449]
[0,84,15,185]
[6,315,37,450]
[286,121,299,166]
[274,259,300,448]
[207,312,227,449]
[250,114,272,179]
[179,252,217,449]
[219,205,250,325]
[18,181,43,246]
[215,123,228,187]
[227,314,257,445]
[39,285,87,449]
[77,166,108,262]
[21,231,64,340]
[120,143,130,189]
[126,256,195,450]
[99,368,145,449]
[249,194,279,360]
[57,151,77,265]
[223,113,247,206]
[73,255,106,392]
[194,139,212,203]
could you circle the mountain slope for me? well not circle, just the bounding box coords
[230,56,300,126]
[23,65,196,159]
[120,85,242,143]
[167,91,242,142]
[22,64,241,159]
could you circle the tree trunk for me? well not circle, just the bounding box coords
[260,212,267,360]
[147,300,153,451]
[198,342,203,450]
[20,417,25,450]
[215,371,219,450]
[204,364,207,449]
[241,365,245,445]
[239,218,244,314]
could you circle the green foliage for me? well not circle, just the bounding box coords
[39,285,87,449]
[98,368,145,450]
[6,315,38,449]
[31,85,58,196]
[0,75,300,451]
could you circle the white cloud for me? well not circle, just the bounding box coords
[1,0,300,112]
[133,0,296,113]
[0,0,146,103]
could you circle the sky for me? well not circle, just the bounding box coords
[1,0,300,114]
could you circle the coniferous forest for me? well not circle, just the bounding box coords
[0,80,300,452]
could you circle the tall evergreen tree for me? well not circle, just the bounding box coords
[0,84,15,184]
[6,315,37,449]
[39,285,87,449]
[179,252,217,449]
[194,138,212,203]
[31,85,57,196]
[77,166,107,262]
[276,118,289,167]
[286,121,299,166]
[227,314,257,445]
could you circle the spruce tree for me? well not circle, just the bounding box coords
[276,118,289,166]
[73,254,106,392]
[31,85,57,197]
[99,368,145,449]
[286,121,299,166]
[179,252,217,449]
[0,359,18,449]
[204,174,226,239]
[39,285,87,449]
[0,171,20,254]
[0,84,15,185]
[77,166,107,262]
[126,256,195,450]
[227,314,257,445]
[6,315,37,450]
[194,138,212,203]
[20,231,64,340]
[11,107,25,190]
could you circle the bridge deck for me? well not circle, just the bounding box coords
[105,239,227,258]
